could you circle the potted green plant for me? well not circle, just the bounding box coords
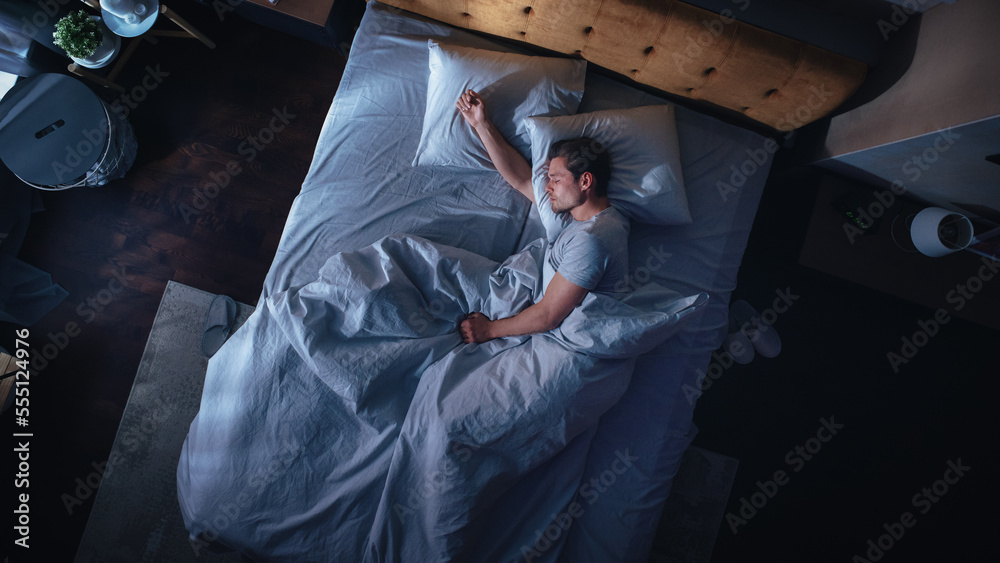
[53,10,120,68]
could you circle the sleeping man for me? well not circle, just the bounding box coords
[455,88,630,344]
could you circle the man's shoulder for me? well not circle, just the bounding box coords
[553,222,592,251]
[590,206,630,241]
[598,205,630,227]
[556,225,617,262]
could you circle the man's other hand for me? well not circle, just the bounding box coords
[460,312,494,343]
[456,89,487,129]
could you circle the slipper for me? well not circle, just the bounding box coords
[201,294,237,357]
[723,310,755,365]
[730,299,781,358]
[723,330,755,364]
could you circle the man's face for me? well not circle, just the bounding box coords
[545,157,586,214]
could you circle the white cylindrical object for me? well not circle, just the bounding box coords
[910,207,973,257]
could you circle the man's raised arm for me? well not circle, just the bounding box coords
[456,89,535,204]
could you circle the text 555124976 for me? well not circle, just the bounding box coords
[13,327,32,550]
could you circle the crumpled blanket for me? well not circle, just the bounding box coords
[177,234,706,562]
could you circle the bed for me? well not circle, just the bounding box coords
[176,1,865,561]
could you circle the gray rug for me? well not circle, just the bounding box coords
[74,281,738,562]
[74,281,253,563]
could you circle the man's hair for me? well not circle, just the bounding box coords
[547,137,612,198]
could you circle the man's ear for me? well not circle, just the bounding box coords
[579,171,594,191]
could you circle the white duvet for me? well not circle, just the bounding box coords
[177,234,705,562]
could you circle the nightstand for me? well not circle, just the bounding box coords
[798,174,1000,331]
[234,0,366,55]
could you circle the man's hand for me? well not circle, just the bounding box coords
[456,88,535,203]
[456,89,488,129]
[460,312,494,344]
[461,274,588,343]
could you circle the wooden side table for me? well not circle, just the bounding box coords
[242,0,337,27]
[234,0,365,55]
[69,0,215,93]
[966,226,1000,262]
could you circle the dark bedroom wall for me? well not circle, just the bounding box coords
[680,0,891,64]
[823,0,1000,155]
[812,0,1000,216]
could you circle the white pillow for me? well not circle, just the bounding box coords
[523,105,691,227]
[412,40,587,169]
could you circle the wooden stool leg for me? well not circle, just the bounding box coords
[68,63,127,93]
[107,37,146,83]
[160,5,215,49]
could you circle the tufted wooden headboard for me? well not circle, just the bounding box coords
[375,0,867,132]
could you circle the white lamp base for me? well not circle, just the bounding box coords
[910,207,973,257]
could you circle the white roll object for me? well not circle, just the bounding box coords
[910,207,973,257]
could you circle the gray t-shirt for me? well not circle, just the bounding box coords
[543,206,630,294]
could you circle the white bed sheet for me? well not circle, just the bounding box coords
[226,2,771,560]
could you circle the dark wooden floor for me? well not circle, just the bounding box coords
[1,5,345,560]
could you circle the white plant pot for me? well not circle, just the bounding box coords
[70,16,121,69]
